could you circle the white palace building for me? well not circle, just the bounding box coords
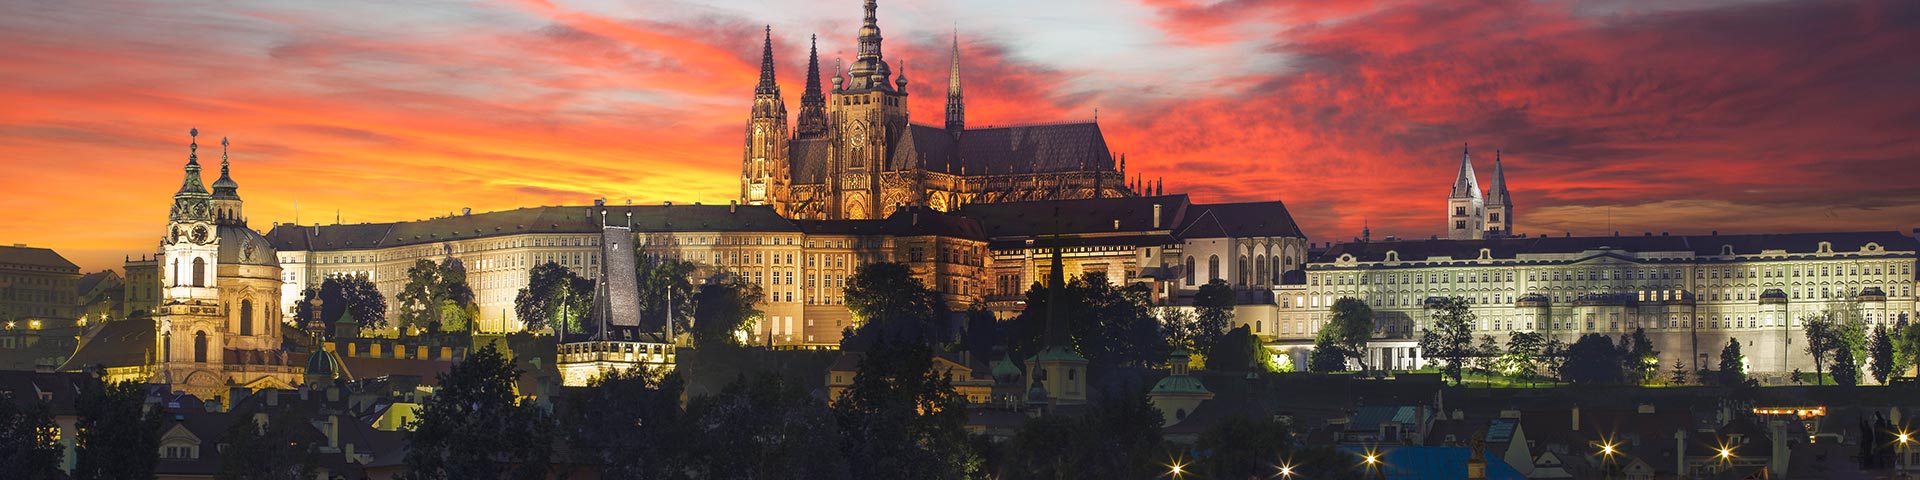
[1267,148,1920,379]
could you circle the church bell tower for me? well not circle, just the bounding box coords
[157,128,226,388]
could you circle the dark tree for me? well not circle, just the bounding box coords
[1210,325,1274,373]
[1073,273,1169,369]
[74,379,161,480]
[1010,272,1164,370]
[1558,333,1624,385]
[1504,331,1547,382]
[1833,346,1860,387]
[1191,279,1237,356]
[1196,415,1292,479]
[1000,416,1075,479]
[396,259,476,335]
[690,273,766,348]
[1193,415,1363,480]
[401,344,553,480]
[637,255,697,334]
[1893,317,1920,377]
[1418,296,1476,384]
[512,262,592,334]
[296,274,389,335]
[1469,335,1502,379]
[1309,335,1348,373]
[997,393,1167,479]
[561,367,694,478]
[1321,297,1375,373]
[1621,328,1659,385]
[217,408,319,480]
[958,307,1002,363]
[1804,314,1837,386]
[1869,324,1895,384]
[841,262,949,348]
[684,373,848,479]
[1717,337,1746,387]
[1669,359,1691,385]
[834,337,979,479]
[0,397,63,479]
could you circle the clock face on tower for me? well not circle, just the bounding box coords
[191,225,210,244]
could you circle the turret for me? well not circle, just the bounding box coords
[209,137,244,225]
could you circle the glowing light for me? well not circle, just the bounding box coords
[1600,443,1616,456]
[1898,431,1911,445]
[1718,447,1734,460]
[1277,461,1296,478]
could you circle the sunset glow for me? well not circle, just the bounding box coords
[4,0,1916,272]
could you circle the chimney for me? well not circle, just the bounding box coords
[730,200,737,214]
[1152,204,1163,229]
[1675,429,1688,476]
[1571,404,1580,431]
[1768,420,1789,478]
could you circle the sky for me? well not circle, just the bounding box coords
[2,0,1917,273]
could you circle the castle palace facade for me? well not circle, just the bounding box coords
[739,0,1143,221]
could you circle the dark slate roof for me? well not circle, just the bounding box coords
[77,270,120,296]
[957,194,1192,240]
[790,137,831,184]
[947,122,1114,175]
[0,245,79,271]
[0,370,92,415]
[1319,231,1919,263]
[791,122,1117,182]
[799,208,986,240]
[266,205,799,252]
[62,319,154,370]
[1175,201,1306,239]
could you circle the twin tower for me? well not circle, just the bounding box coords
[1447,146,1515,240]
[740,0,1135,221]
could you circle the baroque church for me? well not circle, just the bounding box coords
[741,0,1144,220]
[65,129,302,399]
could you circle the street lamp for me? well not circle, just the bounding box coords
[1276,461,1296,479]
[1597,441,1619,479]
[1898,430,1912,479]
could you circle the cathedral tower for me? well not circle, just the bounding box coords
[796,35,828,139]
[826,0,910,220]
[741,26,790,214]
[1484,151,1513,238]
[944,33,964,138]
[1447,144,1486,240]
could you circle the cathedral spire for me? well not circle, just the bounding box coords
[1043,223,1068,349]
[1450,143,1481,200]
[754,25,779,96]
[1487,150,1509,204]
[945,32,964,136]
[796,34,827,138]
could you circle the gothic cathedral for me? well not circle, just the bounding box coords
[741,0,1141,220]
